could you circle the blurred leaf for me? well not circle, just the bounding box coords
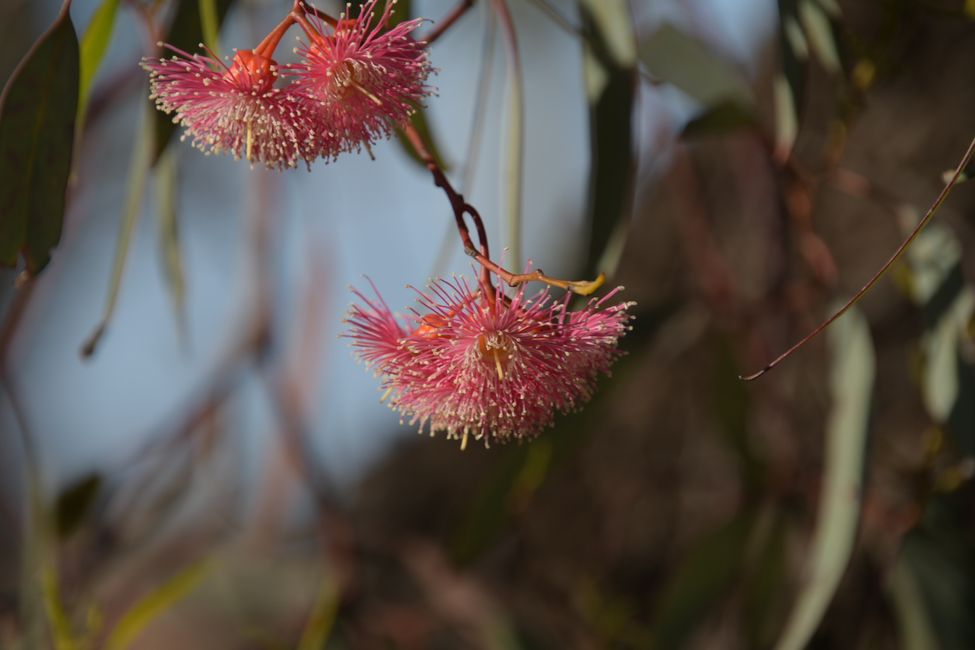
[297,576,341,650]
[155,150,187,341]
[682,99,757,139]
[394,106,449,171]
[499,12,524,270]
[775,0,807,158]
[0,0,78,275]
[743,512,789,648]
[711,336,762,494]
[580,1,637,277]
[903,224,975,456]
[54,473,101,539]
[78,0,120,124]
[888,549,939,650]
[798,0,841,73]
[81,102,154,358]
[649,512,755,648]
[775,306,875,650]
[151,0,236,164]
[891,510,975,649]
[42,563,77,650]
[774,0,847,158]
[199,0,220,53]
[105,557,213,650]
[638,23,753,108]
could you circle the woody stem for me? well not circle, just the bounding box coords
[401,125,607,297]
[254,15,296,57]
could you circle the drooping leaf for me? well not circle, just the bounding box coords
[580,0,637,277]
[638,23,753,109]
[155,149,187,342]
[78,0,121,125]
[54,472,102,539]
[104,557,213,650]
[81,102,154,358]
[890,505,975,649]
[649,512,755,649]
[492,0,525,269]
[199,0,221,53]
[394,106,449,171]
[297,576,341,650]
[903,223,975,456]
[773,0,847,159]
[682,99,757,139]
[151,0,237,164]
[774,306,875,650]
[0,0,79,275]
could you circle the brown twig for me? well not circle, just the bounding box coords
[741,135,975,381]
[401,125,606,296]
[422,0,476,45]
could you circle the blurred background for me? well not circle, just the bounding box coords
[1,0,974,647]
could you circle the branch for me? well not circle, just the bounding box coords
[741,136,975,381]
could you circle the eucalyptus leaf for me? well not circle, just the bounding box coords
[104,557,213,650]
[775,306,874,650]
[580,1,637,277]
[151,0,237,164]
[0,0,79,275]
[54,473,102,539]
[638,23,753,109]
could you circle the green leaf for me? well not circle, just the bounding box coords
[891,513,975,649]
[151,0,237,164]
[580,1,637,277]
[0,0,79,274]
[649,513,755,648]
[155,150,188,342]
[42,562,78,650]
[638,23,753,109]
[78,0,120,123]
[775,306,874,650]
[54,472,102,539]
[199,0,221,53]
[903,224,975,455]
[682,99,756,139]
[394,106,449,171]
[493,0,525,270]
[775,0,807,158]
[104,558,213,650]
[297,576,341,650]
[81,101,154,358]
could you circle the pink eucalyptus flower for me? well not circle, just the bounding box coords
[142,47,324,169]
[287,1,433,156]
[346,276,634,448]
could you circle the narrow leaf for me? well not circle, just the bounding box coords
[775,306,874,650]
[650,513,755,648]
[151,0,236,163]
[78,0,121,122]
[638,23,753,108]
[297,576,341,650]
[199,0,221,54]
[81,102,153,358]
[394,106,449,171]
[104,558,212,650]
[54,472,102,539]
[491,0,524,270]
[682,99,756,139]
[580,0,637,277]
[0,0,79,274]
[155,150,188,342]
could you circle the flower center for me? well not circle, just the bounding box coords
[477,333,515,380]
[225,50,276,94]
